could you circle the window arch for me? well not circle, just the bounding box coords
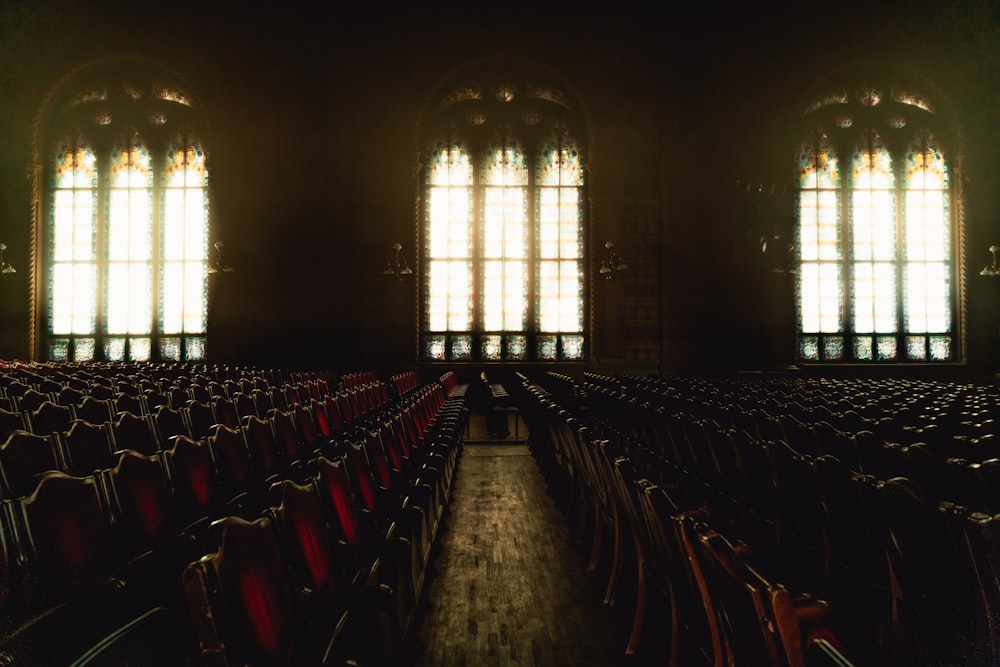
[34,58,211,363]
[794,67,961,362]
[419,67,589,362]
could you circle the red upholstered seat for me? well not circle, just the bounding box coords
[182,514,357,667]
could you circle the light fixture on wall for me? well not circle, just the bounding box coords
[207,241,235,275]
[769,243,798,276]
[383,242,413,281]
[0,243,15,277]
[599,241,627,280]
[981,245,1000,277]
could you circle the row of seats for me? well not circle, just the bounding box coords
[437,370,467,399]
[0,363,467,666]
[0,369,387,428]
[183,380,467,666]
[0,395,361,499]
[588,372,1000,514]
[391,370,421,397]
[518,371,1000,667]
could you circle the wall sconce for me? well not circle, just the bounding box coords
[769,243,799,276]
[383,242,412,281]
[207,241,235,274]
[599,241,627,280]
[0,244,14,277]
[981,245,1000,277]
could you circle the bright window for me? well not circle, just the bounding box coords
[421,72,587,362]
[40,62,210,362]
[795,79,955,362]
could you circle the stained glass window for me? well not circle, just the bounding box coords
[795,74,955,362]
[41,63,210,362]
[421,71,587,362]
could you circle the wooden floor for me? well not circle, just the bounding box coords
[406,416,635,667]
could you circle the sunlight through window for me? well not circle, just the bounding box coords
[43,63,210,362]
[421,71,586,362]
[795,76,954,362]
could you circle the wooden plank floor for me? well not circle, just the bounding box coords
[406,431,633,667]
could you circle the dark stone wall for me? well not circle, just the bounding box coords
[0,1,998,378]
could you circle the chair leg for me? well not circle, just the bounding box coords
[602,511,623,606]
[587,503,604,573]
[625,557,648,655]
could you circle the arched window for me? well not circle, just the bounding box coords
[419,67,588,362]
[35,59,211,362]
[794,68,960,362]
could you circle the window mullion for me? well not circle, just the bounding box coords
[151,144,162,362]
[895,153,906,351]
[96,148,109,361]
[472,161,483,360]
[526,164,537,361]
[841,148,852,357]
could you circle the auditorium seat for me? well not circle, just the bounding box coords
[182,514,360,667]
[852,430,907,480]
[17,388,51,414]
[189,383,212,405]
[4,469,166,665]
[110,409,159,456]
[964,456,1000,514]
[264,407,309,472]
[61,418,116,477]
[695,420,745,528]
[150,404,192,450]
[113,391,146,417]
[87,382,116,401]
[881,476,994,666]
[248,387,271,417]
[25,400,74,437]
[230,391,256,421]
[242,413,293,485]
[205,423,260,510]
[729,429,780,552]
[901,441,975,507]
[963,510,1000,664]
[0,407,25,442]
[73,394,116,426]
[643,484,724,667]
[164,433,251,536]
[341,439,392,524]
[692,526,837,667]
[265,477,400,661]
[607,453,653,656]
[764,438,830,595]
[360,425,404,503]
[589,435,628,608]
[309,396,335,442]
[185,399,217,441]
[809,456,895,665]
[812,420,860,471]
[630,479,689,665]
[289,401,322,457]
[142,388,168,414]
[0,429,64,499]
[310,456,379,567]
[103,448,206,599]
[3,380,33,411]
[164,385,191,410]
[54,384,85,408]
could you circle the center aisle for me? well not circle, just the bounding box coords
[408,443,629,667]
